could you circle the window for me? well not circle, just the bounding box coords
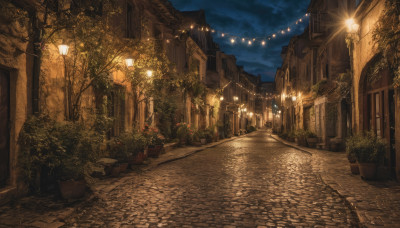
[325,64,329,79]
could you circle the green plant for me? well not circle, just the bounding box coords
[311,79,328,98]
[18,115,102,190]
[176,122,194,145]
[346,132,387,163]
[246,126,257,133]
[372,0,400,88]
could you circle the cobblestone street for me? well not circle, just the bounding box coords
[63,131,358,227]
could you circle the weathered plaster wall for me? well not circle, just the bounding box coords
[352,0,385,132]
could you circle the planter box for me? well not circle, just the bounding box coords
[358,163,377,180]
[128,152,145,166]
[119,163,128,173]
[59,180,86,199]
[147,145,163,158]
[349,163,360,175]
[306,137,318,148]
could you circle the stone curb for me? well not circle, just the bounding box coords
[269,134,364,227]
[153,134,247,168]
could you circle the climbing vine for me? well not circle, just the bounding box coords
[372,0,400,88]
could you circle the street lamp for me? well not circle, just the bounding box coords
[220,96,224,101]
[233,96,239,102]
[125,58,134,67]
[146,70,153,78]
[59,43,69,120]
[58,44,69,56]
[292,96,297,102]
[345,18,359,33]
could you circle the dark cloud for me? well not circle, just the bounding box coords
[169,0,310,81]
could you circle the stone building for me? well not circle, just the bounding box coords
[275,0,354,150]
[0,0,208,202]
[350,0,400,179]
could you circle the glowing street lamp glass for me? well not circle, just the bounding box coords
[233,96,239,101]
[125,58,134,67]
[146,70,153,77]
[292,96,297,101]
[58,44,69,56]
[249,112,253,117]
[220,96,224,101]
[345,18,359,33]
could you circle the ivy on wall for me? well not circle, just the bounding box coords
[372,0,400,88]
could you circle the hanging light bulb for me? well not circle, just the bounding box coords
[230,38,235,44]
[281,30,285,34]
[299,18,303,22]
[190,24,194,29]
[221,33,225,37]
[287,27,291,32]
[261,41,266,46]
[248,40,252,45]
[211,29,215,33]
[242,38,245,42]
[272,34,276,38]
[252,38,256,41]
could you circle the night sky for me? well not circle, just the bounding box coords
[169,0,310,82]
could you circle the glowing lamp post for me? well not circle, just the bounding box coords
[59,44,69,120]
[220,96,224,101]
[233,96,239,102]
[146,70,153,78]
[345,18,359,33]
[58,44,69,56]
[125,58,134,67]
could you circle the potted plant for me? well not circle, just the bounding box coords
[345,137,360,175]
[347,132,387,180]
[287,131,296,142]
[197,130,206,145]
[295,129,308,147]
[306,131,318,148]
[143,125,164,157]
[18,115,101,199]
[176,122,193,146]
[128,132,148,166]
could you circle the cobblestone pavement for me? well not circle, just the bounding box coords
[271,134,400,227]
[63,131,358,227]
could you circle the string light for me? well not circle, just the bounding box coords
[182,12,309,48]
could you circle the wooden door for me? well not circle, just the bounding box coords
[0,70,10,188]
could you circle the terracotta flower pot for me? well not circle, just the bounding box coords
[200,138,206,145]
[129,152,145,165]
[119,163,129,173]
[111,165,120,177]
[307,137,318,148]
[59,179,86,199]
[147,145,161,158]
[349,162,360,175]
[358,163,377,180]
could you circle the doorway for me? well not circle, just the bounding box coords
[0,69,10,188]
